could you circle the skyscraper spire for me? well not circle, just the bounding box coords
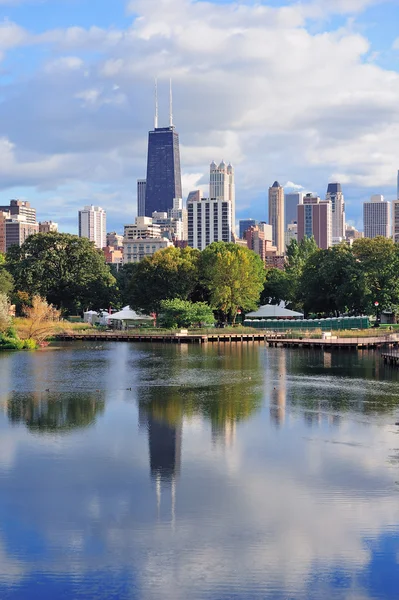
[169,78,173,127]
[154,78,159,129]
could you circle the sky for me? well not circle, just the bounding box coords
[0,0,399,234]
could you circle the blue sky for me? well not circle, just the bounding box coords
[1,0,399,233]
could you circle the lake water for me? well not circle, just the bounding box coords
[0,342,399,600]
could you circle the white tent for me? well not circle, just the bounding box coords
[83,310,99,324]
[245,305,303,319]
[109,307,153,323]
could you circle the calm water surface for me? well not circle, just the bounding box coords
[0,342,399,599]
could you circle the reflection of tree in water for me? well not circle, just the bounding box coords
[7,392,105,433]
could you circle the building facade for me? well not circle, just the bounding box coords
[39,221,58,234]
[106,232,123,248]
[144,126,182,217]
[123,238,172,264]
[0,200,36,224]
[268,181,285,255]
[392,200,399,243]
[363,195,391,239]
[297,194,332,249]
[137,179,146,217]
[326,183,345,239]
[78,205,106,249]
[345,225,364,242]
[285,222,298,249]
[210,161,235,235]
[103,246,124,268]
[187,194,233,250]
[0,211,9,253]
[239,219,256,239]
[284,192,303,229]
[244,225,278,264]
[5,218,39,251]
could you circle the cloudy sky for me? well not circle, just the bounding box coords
[0,0,399,234]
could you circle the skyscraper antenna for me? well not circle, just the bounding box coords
[169,78,173,127]
[154,78,159,129]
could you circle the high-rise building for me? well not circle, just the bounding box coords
[137,179,146,217]
[0,200,36,224]
[244,225,277,264]
[392,201,399,243]
[268,181,285,255]
[297,194,332,249]
[326,183,345,239]
[78,205,106,249]
[363,195,390,239]
[39,221,58,234]
[210,161,235,235]
[285,192,303,229]
[0,211,9,253]
[239,219,256,239]
[144,83,182,217]
[345,225,363,242]
[168,197,187,241]
[187,192,233,250]
[5,217,39,251]
[285,222,298,249]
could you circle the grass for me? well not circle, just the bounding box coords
[14,318,94,339]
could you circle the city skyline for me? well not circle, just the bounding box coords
[0,0,399,234]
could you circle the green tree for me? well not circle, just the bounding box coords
[159,298,215,328]
[0,292,10,333]
[127,246,200,315]
[299,244,367,316]
[284,237,318,308]
[0,265,13,297]
[199,242,265,322]
[352,237,399,315]
[261,268,291,306]
[6,233,117,314]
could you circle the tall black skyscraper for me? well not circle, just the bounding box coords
[144,81,182,217]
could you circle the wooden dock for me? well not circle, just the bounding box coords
[54,332,399,349]
[381,351,399,366]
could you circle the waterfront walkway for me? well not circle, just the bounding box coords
[55,332,399,349]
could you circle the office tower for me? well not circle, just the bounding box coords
[187,193,233,250]
[297,194,332,249]
[285,192,303,229]
[363,195,390,239]
[168,197,188,240]
[144,82,182,217]
[239,219,256,239]
[268,181,285,255]
[137,179,146,217]
[392,201,399,243]
[326,183,345,238]
[39,221,58,234]
[210,161,235,235]
[5,217,39,251]
[78,205,106,249]
[0,200,36,224]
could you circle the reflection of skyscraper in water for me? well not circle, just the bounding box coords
[270,351,286,427]
[138,404,182,482]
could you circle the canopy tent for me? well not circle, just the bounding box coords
[245,305,303,320]
[109,307,153,322]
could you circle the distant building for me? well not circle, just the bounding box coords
[39,221,58,234]
[244,225,278,265]
[144,85,182,216]
[326,183,345,239]
[187,193,233,250]
[393,200,399,243]
[268,181,285,255]
[124,217,162,241]
[210,161,235,235]
[5,217,39,251]
[123,216,172,263]
[284,192,303,229]
[137,179,146,217]
[0,200,36,225]
[0,211,9,253]
[297,194,332,249]
[239,219,256,239]
[78,205,106,249]
[345,225,363,242]
[363,195,390,239]
[103,246,123,269]
[168,197,187,241]
[106,232,123,248]
[285,222,298,249]
[152,211,184,241]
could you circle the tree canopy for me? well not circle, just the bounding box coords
[159,298,215,328]
[127,246,200,314]
[199,242,265,322]
[6,233,117,314]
